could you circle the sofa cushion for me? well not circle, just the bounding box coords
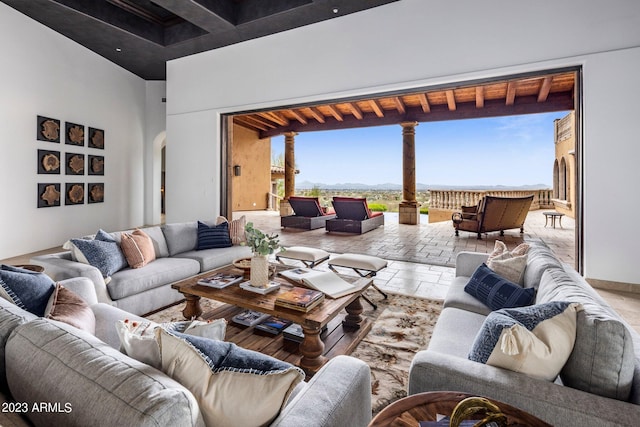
[6,319,203,427]
[120,229,157,268]
[175,245,252,272]
[197,221,232,250]
[162,221,199,256]
[157,328,304,427]
[107,257,200,300]
[443,276,492,316]
[69,229,128,279]
[468,301,580,381]
[464,264,535,311]
[0,298,36,393]
[139,226,170,258]
[45,283,96,334]
[0,265,55,316]
[522,243,563,289]
[116,318,227,369]
[537,267,635,401]
[427,307,486,358]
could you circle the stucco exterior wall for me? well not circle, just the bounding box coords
[231,125,271,211]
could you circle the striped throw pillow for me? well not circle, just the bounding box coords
[197,221,232,250]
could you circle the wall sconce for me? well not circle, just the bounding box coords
[233,165,241,176]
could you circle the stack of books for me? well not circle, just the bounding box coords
[254,316,292,335]
[196,272,243,289]
[274,286,324,312]
[239,280,280,294]
[232,309,270,327]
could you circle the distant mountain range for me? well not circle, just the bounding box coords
[295,181,550,191]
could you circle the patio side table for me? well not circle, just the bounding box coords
[543,212,564,228]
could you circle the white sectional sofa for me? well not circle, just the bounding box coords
[31,221,252,315]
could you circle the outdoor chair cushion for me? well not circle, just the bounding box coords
[288,196,327,217]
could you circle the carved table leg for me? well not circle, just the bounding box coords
[182,294,202,320]
[343,297,364,330]
[299,326,326,375]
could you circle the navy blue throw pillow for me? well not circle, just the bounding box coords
[197,221,232,250]
[0,265,55,316]
[464,263,535,311]
[70,229,128,278]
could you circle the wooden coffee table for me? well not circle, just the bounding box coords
[171,263,373,375]
[369,391,551,427]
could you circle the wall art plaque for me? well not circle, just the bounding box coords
[37,116,60,143]
[88,127,104,149]
[38,183,61,208]
[65,122,85,146]
[88,183,104,204]
[88,155,104,175]
[65,152,85,175]
[65,183,85,205]
[37,149,61,174]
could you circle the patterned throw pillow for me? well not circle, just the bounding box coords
[69,229,128,279]
[197,221,232,250]
[216,215,247,245]
[45,284,96,334]
[120,229,156,268]
[487,240,529,284]
[464,264,535,311]
[156,328,304,427]
[468,301,580,381]
[0,265,55,316]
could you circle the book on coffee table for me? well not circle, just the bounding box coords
[254,316,292,335]
[239,280,281,294]
[275,286,324,312]
[197,272,243,289]
[232,309,270,327]
[297,270,364,299]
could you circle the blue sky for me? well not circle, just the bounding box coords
[271,111,570,187]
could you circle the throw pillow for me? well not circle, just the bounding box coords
[156,328,304,427]
[45,284,96,334]
[487,240,530,261]
[486,241,529,284]
[0,265,55,316]
[69,229,128,279]
[468,301,580,381]
[120,229,156,268]
[464,264,535,311]
[197,221,232,250]
[116,318,227,369]
[216,215,247,245]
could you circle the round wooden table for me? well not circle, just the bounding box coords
[369,392,551,427]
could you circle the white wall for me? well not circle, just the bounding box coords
[166,0,640,285]
[0,3,148,259]
[144,81,167,226]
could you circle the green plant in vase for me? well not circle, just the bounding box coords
[244,222,282,287]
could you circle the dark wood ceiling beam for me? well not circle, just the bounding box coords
[306,107,326,123]
[476,86,485,108]
[506,82,517,105]
[537,76,553,102]
[258,92,574,138]
[326,105,344,122]
[287,109,308,125]
[152,0,235,33]
[445,90,456,111]
[417,93,430,113]
[393,97,406,114]
[346,103,363,119]
[369,100,385,117]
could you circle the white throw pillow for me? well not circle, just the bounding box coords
[487,240,530,284]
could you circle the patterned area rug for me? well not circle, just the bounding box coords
[146,290,443,414]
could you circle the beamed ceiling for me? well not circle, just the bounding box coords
[234,71,577,138]
[1,0,399,80]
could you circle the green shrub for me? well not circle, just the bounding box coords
[368,203,388,212]
[419,206,429,214]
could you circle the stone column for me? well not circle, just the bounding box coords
[280,131,297,216]
[399,122,420,225]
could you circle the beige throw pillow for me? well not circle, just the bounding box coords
[216,215,247,245]
[487,240,530,284]
[120,229,156,268]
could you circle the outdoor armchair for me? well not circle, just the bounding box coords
[325,197,384,234]
[452,195,534,239]
[281,196,336,230]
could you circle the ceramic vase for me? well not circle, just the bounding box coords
[250,254,269,287]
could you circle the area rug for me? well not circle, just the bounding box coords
[146,289,443,414]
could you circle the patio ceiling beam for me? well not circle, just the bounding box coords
[346,103,363,119]
[506,82,517,105]
[306,107,326,123]
[538,76,553,102]
[476,86,484,108]
[260,111,289,126]
[257,92,574,138]
[326,105,344,121]
[445,90,456,111]
[234,116,268,132]
[393,97,406,114]
[287,109,308,125]
[369,100,385,117]
[417,93,430,112]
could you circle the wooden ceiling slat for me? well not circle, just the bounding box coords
[260,111,289,126]
[369,99,385,117]
[234,117,268,132]
[445,90,456,111]
[506,82,517,106]
[538,76,553,102]
[476,86,484,108]
[325,105,344,122]
[346,103,363,120]
[244,114,278,129]
[287,109,308,125]
[417,93,430,113]
[393,97,405,114]
[306,107,326,123]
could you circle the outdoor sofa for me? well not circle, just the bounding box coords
[30,220,252,315]
[325,197,384,234]
[0,274,372,427]
[453,195,534,239]
[409,242,640,426]
[281,196,336,230]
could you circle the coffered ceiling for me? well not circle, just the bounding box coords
[1,0,399,80]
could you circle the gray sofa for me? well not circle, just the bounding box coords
[31,221,252,315]
[0,277,372,427]
[409,243,640,426]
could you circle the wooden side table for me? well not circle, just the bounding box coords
[543,211,565,228]
[369,391,551,427]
